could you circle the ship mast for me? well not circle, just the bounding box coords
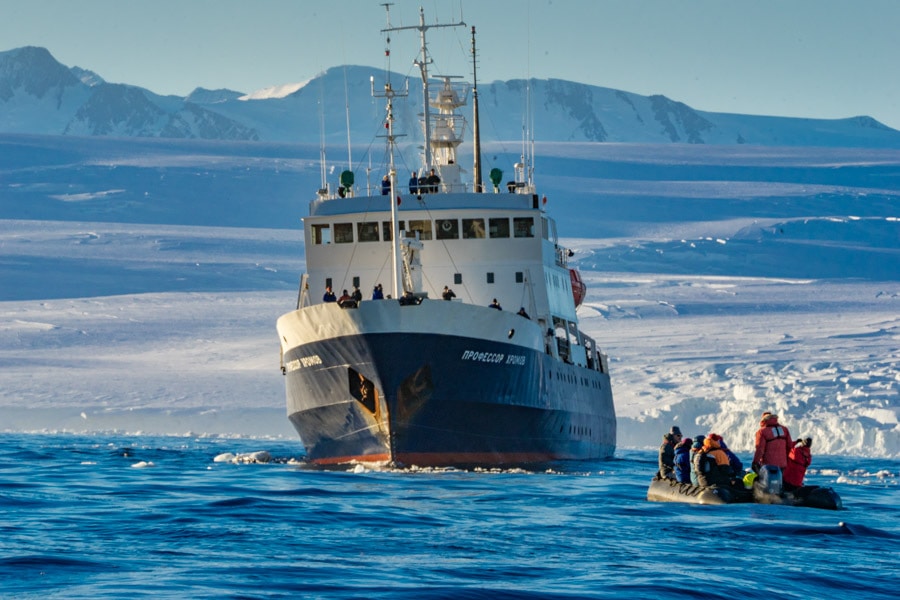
[471,26,483,193]
[375,3,408,300]
[382,7,465,173]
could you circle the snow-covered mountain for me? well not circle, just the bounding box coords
[3,46,900,148]
[0,47,258,140]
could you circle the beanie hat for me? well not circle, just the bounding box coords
[663,433,675,442]
[804,437,812,448]
[692,440,703,449]
[670,426,682,436]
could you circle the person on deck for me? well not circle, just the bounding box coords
[381,175,391,196]
[372,284,384,300]
[784,437,813,489]
[673,436,693,484]
[489,298,502,310]
[517,307,531,319]
[409,171,419,195]
[337,289,353,307]
[323,286,337,303]
[658,433,676,480]
[426,168,441,193]
[752,412,792,473]
[351,286,363,303]
[693,435,735,487]
[442,286,456,301]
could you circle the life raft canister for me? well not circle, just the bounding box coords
[569,269,586,308]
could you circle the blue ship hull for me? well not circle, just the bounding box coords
[282,328,615,467]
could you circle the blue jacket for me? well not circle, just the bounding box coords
[674,443,692,483]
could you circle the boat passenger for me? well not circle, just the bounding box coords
[673,437,693,484]
[714,435,744,474]
[693,435,734,487]
[351,286,363,303]
[442,286,456,301]
[784,437,813,489]
[381,175,391,196]
[372,283,384,300]
[658,433,676,480]
[752,412,792,473]
[398,290,418,306]
[409,171,419,195]
[690,435,705,485]
[323,286,337,303]
[517,307,530,319]
[489,298,502,310]
[418,175,429,193]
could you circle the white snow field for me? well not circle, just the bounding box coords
[1,135,898,457]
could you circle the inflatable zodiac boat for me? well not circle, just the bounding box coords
[647,465,842,511]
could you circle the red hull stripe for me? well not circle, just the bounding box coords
[310,451,577,466]
[311,453,392,465]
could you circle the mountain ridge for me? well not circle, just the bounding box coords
[2,46,900,148]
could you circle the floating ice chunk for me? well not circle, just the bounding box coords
[131,461,154,468]
[213,451,272,464]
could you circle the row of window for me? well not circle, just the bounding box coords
[311,216,536,245]
[327,271,527,290]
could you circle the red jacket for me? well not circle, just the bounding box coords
[752,416,792,469]
[784,442,812,487]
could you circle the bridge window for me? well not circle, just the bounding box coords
[513,217,535,238]
[463,218,486,239]
[407,219,432,241]
[436,219,459,240]
[334,223,353,244]
[357,222,379,242]
[489,218,510,238]
[382,220,405,242]
[312,224,331,245]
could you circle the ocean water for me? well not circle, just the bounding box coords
[1,434,897,600]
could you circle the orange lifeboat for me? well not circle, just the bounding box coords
[569,269,586,308]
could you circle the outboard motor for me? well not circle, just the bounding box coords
[757,465,783,495]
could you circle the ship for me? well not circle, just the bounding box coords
[276,7,616,467]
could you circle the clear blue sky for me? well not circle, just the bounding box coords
[4,0,899,129]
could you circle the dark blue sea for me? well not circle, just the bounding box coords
[1,433,897,599]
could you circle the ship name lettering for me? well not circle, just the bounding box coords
[460,350,505,364]
[505,354,526,366]
[300,355,323,367]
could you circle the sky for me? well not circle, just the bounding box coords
[2,0,899,129]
